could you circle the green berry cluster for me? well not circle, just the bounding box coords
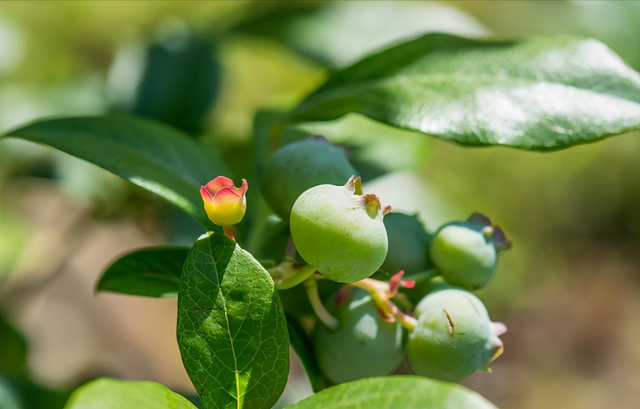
[262,137,510,385]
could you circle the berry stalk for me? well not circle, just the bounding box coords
[349,271,417,331]
[305,277,339,330]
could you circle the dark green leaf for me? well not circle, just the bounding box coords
[240,111,291,263]
[177,233,289,409]
[0,376,71,409]
[230,2,322,62]
[184,395,205,409]
[251,110,288,183]
[286,376,497,409]
[0,315,27,376]
[97,247,189,298]
[2,115,228,227]
[292,34,640,151]
[128,35,221,136]
[247,217,290,266]
[285,314,326,393]
[63,378,196,409]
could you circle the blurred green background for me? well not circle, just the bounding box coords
[2,1,640,408]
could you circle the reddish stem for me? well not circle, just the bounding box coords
[223,225,235,241]
[349,272,417,331]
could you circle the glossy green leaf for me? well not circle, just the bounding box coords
[63,378,196,409]
[2,115,227,227]
[285,314,326,392]
[286,376,497,409]
[292,34,640,151]
[454,1,640,70]
[96,247,189,298]
[177,233,289,409]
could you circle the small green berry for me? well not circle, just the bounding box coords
[407,288,506,383]
[261,138,356,220]
[313,288,406,385]
[290,177,388,283]
[382,213,432,274]
[430,214,509,289]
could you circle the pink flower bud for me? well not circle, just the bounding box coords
[200,176,248,226]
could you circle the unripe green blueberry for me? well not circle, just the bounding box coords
[290,177,388,283]
[407,288,505,383]
[261,138,357,220]
[313,288,406,385]
[382,213,432,274]
[430,221,497,289]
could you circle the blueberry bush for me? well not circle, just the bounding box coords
[3,4,640,409]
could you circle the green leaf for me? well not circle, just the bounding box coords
[283,113,431,180]
[0,378,21,409]
[251,110,288,184]
[454,1,640,70]
[247,217,290,266]
[125,35,221,136]
[63,378,196,409]
[285,314,326,393]
[96,247,189,298]
[230,2,322,61]
[286,376,497,409]
[2,115,227,226]
[0,315,27,376]
[292,34,640,151]
[0,376,71,409]
[177,233,289,409]
[234,2,486,68]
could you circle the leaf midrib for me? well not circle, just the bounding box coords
[141,271,182,283]
[209,237,242,409]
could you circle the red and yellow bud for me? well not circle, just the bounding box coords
[200,176,248,227]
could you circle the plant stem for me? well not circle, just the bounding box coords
[304,278,339,330]
[223,225,235,241]
[397,312,417,331]
[350,278,388,293]
[349,274,417,331]
[275,264,316,290]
